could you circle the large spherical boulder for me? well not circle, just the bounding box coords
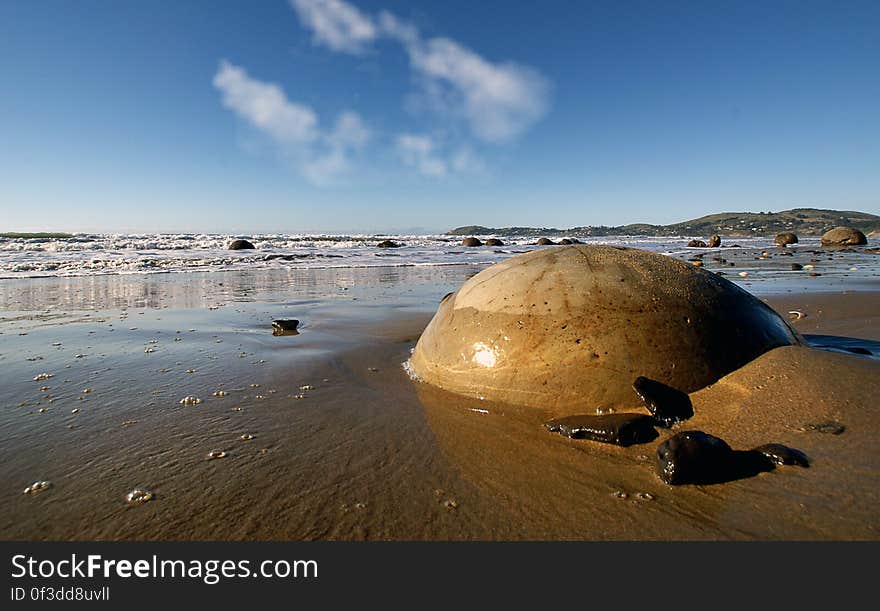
[536,237,555,245]
[409,245,801,413]
[485,238,505,247]
[774,232,798,246]
[821,227,867,246]
[228,239,255,250]
[461,237,483,247]
[708,235,722,248]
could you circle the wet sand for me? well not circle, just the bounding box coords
[1,246,878,540]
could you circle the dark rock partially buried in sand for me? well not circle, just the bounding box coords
[821,227,867,246]
[775,232,799,246]
[228,239,255,250]
[461,237,483,247]
[656,431,780,485]
[632,376,694,427]
[408,245,802,415]
[535,237,556,245]
[376,240,402,248]
[485,238,505,246]
[272,319,300,336]
[687,239,707,248]
[753,443,810,467]
[544,413,658,446]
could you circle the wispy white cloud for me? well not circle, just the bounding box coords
[395,134,447,177]
[290,0,377,54]
[292,1,551,145]
[213,60,318,143]
[213,60,370,185]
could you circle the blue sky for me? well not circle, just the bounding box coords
[2,0,878,233]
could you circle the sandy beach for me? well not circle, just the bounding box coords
[1,244,878,541]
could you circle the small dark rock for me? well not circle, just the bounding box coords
[687,239,707,248]
[272,319,300,336]
[632,376,694,427]
[791,263,803,271]
[461,237,483,247]
[752,443,810,467]
[804,420,845,435]
[657,431,775,485]
[376,240,402,248]
[228,239,255,250]
[544,413,658,447]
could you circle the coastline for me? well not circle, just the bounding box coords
[1,246,878,540]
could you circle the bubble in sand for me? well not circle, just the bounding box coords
[39,386,50,391]
[82,388,93,393]
[179,396,202,406]
[213,390,228,397]
[125,488,154,504]
[239,434,255,440]
[144,347,155,353]
[33,373,53,381]
[299,385,314,391]
[37,408,48,413]
[207,449,226,460]
[613,490,629,500]
[636,492,655,501]
[71,408,80,414]
[23,481,52,495]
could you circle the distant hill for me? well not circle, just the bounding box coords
[447,208,880,238]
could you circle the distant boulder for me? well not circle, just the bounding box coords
[377,240,402,248]
[774,232,799,246]
[708,235,722,248]
[485,238,505,246]
[535,237,555,245]
[687,239,707,248]
[559,238,582,245]
[461,237,483,247]
[228,239,255,250]
[821,227,867,246]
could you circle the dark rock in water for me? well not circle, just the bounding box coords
[461,237,483,247]
[632,376,694,427]
[536,237,555,245]
[377,240,402,248]
[272,319,300,336]
[804,420,845,435]
[544,413,658,446]
[791,263,803,271]
[775,232,799,246]
[656,431,775,485]
[485,238,505,246]
[752,443,810,467]
[688,239,707,248]
[228,239,255,250]
[708,235,722,248]
[821,227,867,246]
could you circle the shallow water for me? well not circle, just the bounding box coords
[1,250,878,540]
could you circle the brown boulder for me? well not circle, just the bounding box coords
[409,245,801,413]
[821,227,867,246]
